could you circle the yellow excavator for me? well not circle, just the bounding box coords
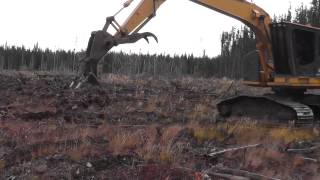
[74,0,320,125]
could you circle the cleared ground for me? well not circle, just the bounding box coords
[0,71,319,180]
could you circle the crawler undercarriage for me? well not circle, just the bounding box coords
[218,92,320,126]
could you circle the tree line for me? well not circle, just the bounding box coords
[0,0,318,79]
[0,43,78,73]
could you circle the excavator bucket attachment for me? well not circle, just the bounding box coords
[70,21,158,88]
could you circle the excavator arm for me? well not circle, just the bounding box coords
[117,0,166,35]
[119,0,274,85]
[73,0,274,87]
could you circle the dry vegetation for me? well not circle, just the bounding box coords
[0,71,319,179]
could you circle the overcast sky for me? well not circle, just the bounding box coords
[0,0,309,57]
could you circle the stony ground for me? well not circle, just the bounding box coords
[0,71,319,180]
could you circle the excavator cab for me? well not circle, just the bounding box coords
[271,22,320,77]
[244,22,320,84]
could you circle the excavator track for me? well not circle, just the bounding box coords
[217,95,319,126]
[271,98,314,126]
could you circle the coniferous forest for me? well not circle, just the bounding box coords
[0,0,319,79]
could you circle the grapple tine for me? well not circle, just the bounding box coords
[143,37,150,43]
[142,32,158,43]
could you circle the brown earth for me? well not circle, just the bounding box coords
[0,71,319,180]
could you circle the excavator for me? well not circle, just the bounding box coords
[73,0,320,126]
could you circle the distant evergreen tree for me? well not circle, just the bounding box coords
[294,4,309,24]
[308,0,320,26]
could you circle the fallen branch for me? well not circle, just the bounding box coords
[209,172,249,180]
[208,144,261,157]
[207,166,281,180]
[302,157,318,163]
[118,125,147,128]
[286,145,320,154]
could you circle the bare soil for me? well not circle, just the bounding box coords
[0,71,319,180]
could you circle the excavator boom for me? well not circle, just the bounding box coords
[119,0,273,85]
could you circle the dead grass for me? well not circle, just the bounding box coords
[102,124,184,162]
[144,97,158,113]
[188,103,213,121]
[190,119,263,144]
[109,129,145,153]
[1,116,318,167]
[160,125,183,146]
[135,127,158,161]
[270,128,316,143]
[158,125,184,162]
[193,127,225,143]
[100,74,132,85]
[0,160,5,170]
[67,146,93,161]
